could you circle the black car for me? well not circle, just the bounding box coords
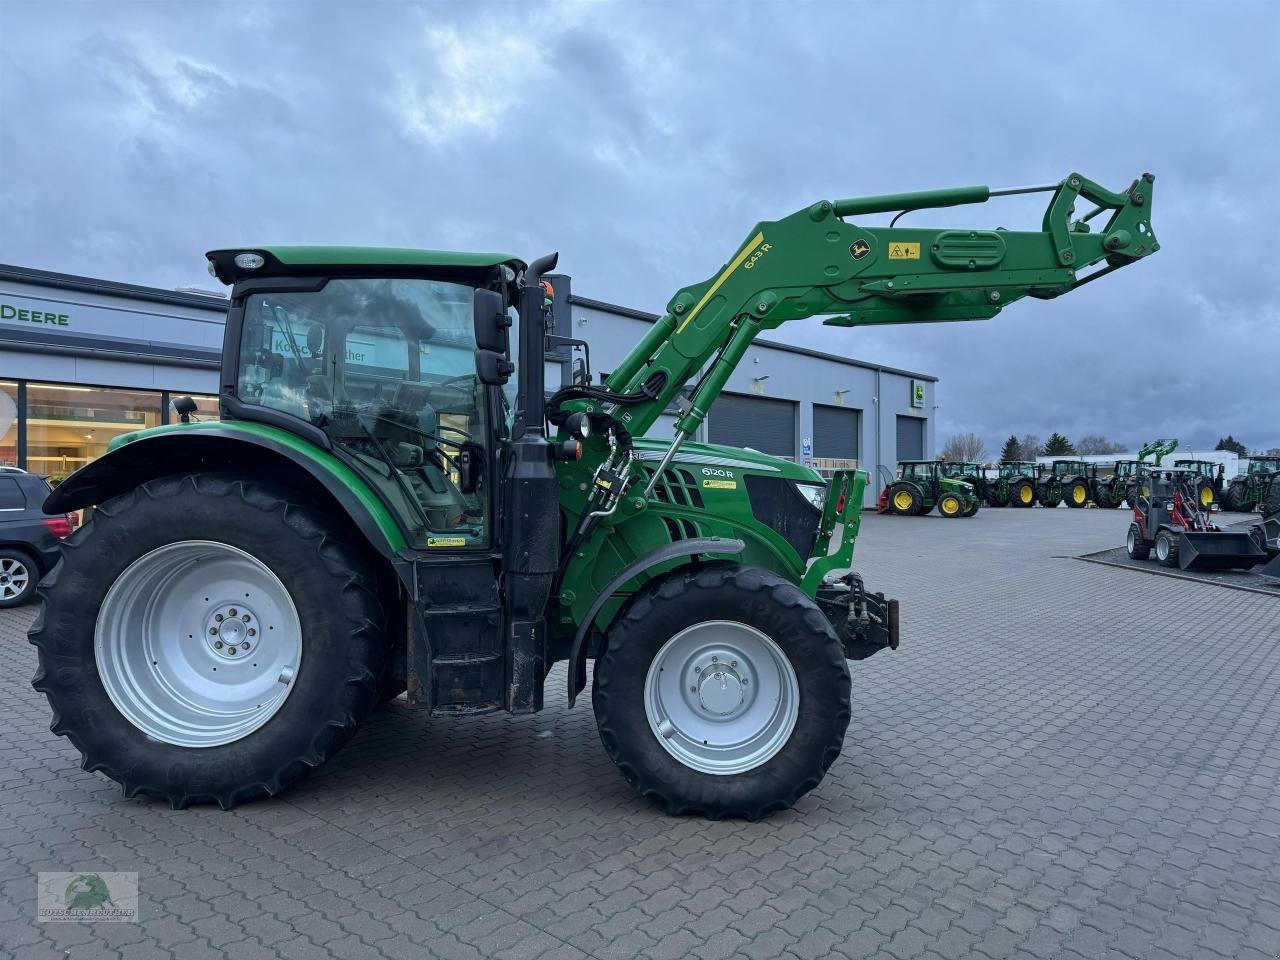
[0,468,75,607]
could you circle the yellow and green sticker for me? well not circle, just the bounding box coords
[427,536,467,548]
[702,479,737,490]
[888,242,920,260]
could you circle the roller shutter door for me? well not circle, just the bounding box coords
[812,405,860,460]
[709,393,796,459]
[896,415,925,461]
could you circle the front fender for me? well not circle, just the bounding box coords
[47,420,408,558]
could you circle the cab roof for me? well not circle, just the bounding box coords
[206,246,525,286]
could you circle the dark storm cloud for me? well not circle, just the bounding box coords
[1,0,1277,452]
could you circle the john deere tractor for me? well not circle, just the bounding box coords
[1172,458,1221,509]
[1096,459,1140,508]
[31,172,1158,817]
[889,461,979,517]
[1049,459,1100,509]
[1001,461,1039,508]
[939,461,1006,507]
[1222,456,1280,513]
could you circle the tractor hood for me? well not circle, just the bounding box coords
[631,438,823,484]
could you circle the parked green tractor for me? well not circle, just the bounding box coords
[1001,461,1039,508]
[889,461,979,517]
[1096,459,1140,508]
[1172,459,1221,509]
[939,461,1004,507]
[30,172,1158,817]
[1047,459,1100,509]
[1222,457,1280,513]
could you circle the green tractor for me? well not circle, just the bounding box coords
[1000,461,1039,508]
[1047,459,1101,509]
[1172,459,1221,510]
[939,461,1005,507]
[29,172,1158,816]
[1222,456,1280,513]
[1096,459,1140,509]
[889,461,979,517]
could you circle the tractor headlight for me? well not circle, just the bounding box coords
[793,482,827,512]
[234,252,266,271]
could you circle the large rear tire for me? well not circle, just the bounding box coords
[30,473,389,809]
[1263,480,1280,519]
[1009,479,1035,508]
[1221,481,1245,513]
[592,564,850,820]
[888,482,922,517]
[1064,480,1089,508]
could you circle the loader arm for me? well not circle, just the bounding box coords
[595,172,1157,442]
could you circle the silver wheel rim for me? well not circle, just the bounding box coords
[1156,536,1169,561]
[95,540,303,748]
[0,557,30,600]
[1126,529,1136,554]
[644,621,799,776]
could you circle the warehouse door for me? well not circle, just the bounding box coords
[709,393,796,459]
[812,405,860,461]
[896,415,925,460]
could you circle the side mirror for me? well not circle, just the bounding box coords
[456,441,485,495]
[473,288,510,354]
[476,349,514,386]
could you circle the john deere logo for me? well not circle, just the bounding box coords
[849,239,871,261]
[65,875,114,911]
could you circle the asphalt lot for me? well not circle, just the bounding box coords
[3,506,1278,960]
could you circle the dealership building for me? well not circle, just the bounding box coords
[0,263,936,504]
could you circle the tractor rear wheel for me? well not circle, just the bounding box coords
[1221,481,1245,512]
[30,473,389,809]
[937,493,964,517]
[1263,480,1280,519]
[592,564,850,819]
[888,483,922,517]
[1010,479,1035,508]
[1064,480,1090,508]
[1194,479,1216,510]
[1154,529,1181,568]
[1126,523,1150,561]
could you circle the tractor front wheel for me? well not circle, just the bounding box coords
[1037,485,1061,509]
[30,473,389,809]
[888,483,922,517]
[593,564,850,819]
[1221,482,1244,513]
[937,493,964,517]
[961,500,979,518]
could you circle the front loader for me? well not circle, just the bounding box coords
[32,171,1158,818]
[1126,468,1265,571]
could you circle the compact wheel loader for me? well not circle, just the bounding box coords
[31,172,1158,817]
[1126,469,1265,571]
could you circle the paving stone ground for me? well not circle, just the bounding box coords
[2,507,1278,960]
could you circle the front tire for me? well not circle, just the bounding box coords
[937,492,964,517]
[30,473,388,809]
[1126,523,1150,560]
[1154,529,1181,568]
[593,564,850,819]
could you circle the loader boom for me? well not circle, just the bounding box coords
[597,173,1157,443]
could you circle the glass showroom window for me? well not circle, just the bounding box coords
[26,384,162,483]
[0,381,17,468]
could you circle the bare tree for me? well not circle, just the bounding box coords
[1018,433,1042,462]
[1077,435,1128,455]
[941,432,987,463]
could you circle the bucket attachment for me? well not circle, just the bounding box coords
[1177,529,1267,572]
[1259,553,1280,580]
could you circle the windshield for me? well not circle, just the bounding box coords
[236,277,492,546]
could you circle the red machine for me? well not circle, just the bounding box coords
[1126,468,1264,571]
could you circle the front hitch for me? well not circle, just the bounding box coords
[816,572,899,661]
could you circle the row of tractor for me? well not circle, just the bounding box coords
[878,448,1280,520]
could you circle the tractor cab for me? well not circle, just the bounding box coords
[1247,457,1280,476]
[1113,459,1141,480]
[998,461,1036,480]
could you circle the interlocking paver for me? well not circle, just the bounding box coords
[2,507,1277,959]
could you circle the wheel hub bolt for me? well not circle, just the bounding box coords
[214,641,224,649]
[229,609,237,617]
[241,642,251,651]
[215,614,224,622]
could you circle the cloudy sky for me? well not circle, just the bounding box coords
[2,0,1277,454]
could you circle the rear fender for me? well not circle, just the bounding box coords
[46,422,409,566]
